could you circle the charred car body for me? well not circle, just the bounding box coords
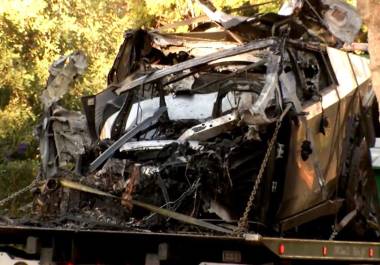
[34,0,380,241]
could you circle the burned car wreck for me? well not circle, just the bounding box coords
[33,0,380,240]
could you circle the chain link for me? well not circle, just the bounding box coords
[234,105,291,236]
[0,179,37,208]
[329,229,338,240]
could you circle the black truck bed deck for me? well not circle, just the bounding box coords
[1,224,380,264]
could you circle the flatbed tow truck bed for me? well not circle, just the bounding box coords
[1,224,380,265]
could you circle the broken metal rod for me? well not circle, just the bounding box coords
[89,107,167,172]
[115,38,276,95]
[192,59,266,93]
[59,179,234,234]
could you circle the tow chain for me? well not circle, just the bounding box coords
[235,104,291,236]
[0,179,37,208]
[329,229,338,240]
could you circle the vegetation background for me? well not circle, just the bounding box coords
[0,0,358,213]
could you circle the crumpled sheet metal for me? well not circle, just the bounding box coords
[51,106,91,168]
[38,51,89,178]
[40,51,87,110]
[114,38,276,95]
[279,0,362,44]
[238,54,281,124]
[322,0,362,44]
